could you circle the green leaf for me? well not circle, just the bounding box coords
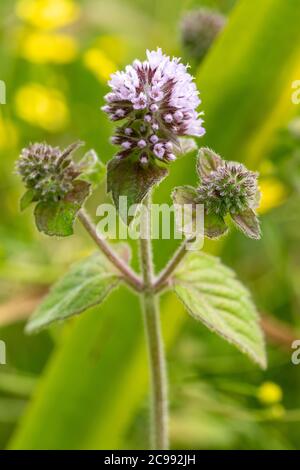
[107,157,168,223]
[79,150,106,188]
[175,138,197,157]
[197,147,222,180]
[231,209,261,240]
[172,185,198,206]
[204,212,228,239]
[34,181,90,237]
[20,189,37,211]
[172,186,228,240]
[9,288,185,450]
[26,252,121,334]
[173,252,267,369]
[172,185,201,239]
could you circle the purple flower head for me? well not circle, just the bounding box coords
[102,48,205,164]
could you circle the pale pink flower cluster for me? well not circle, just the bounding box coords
[102,48,205,164]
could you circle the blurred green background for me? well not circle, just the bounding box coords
[1,0,300,450]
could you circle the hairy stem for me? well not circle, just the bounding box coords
[154,239,189,292]
[78,209,143,292]
[139,195,169,450]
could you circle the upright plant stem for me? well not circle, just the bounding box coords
[139,195,169,450]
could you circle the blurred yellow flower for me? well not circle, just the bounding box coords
[83,48,117,83]
[257,381,283,406]
[0,115,19,149]
[15,83,69,132]
[258,178,288,214]
[20,32,78,64]
[16,0,80,30]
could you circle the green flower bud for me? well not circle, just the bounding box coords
[197,148,261,240]
[17,141,83,203]
[180,8,226,64]
[197,160,259,217]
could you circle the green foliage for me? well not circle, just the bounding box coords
[196,148,261,239]
[176,138,198,157]
[1,0,300,452]
[34,181,90,237]
[204,212,228,238]
[231,208,261,240]
[107,157,168,223]
[196,147,221,179]
[172,185,207,240]
[18,143,105,237]
[172,146,261,239]
[78,150,106,188]
[20,190,37,212]
[9,289,145,450]
[172,186,198,206]
[173,252,267,369]
[172,184,228,239]
[26,252,122,333]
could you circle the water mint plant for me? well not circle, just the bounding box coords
[16,49,266,450]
